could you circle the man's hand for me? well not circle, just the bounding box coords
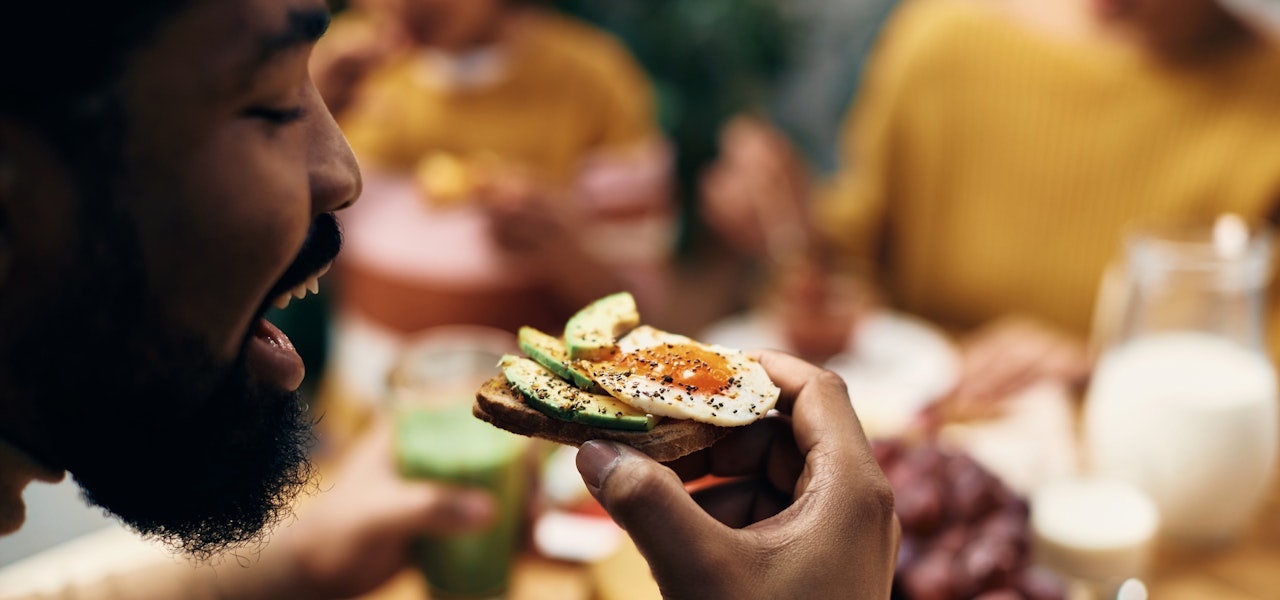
[279,418,496,599]
[576,351,899,600]
[949,316,1092,413]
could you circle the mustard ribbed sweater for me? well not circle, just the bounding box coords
[339,9,657,187]
[817,0,1280,337]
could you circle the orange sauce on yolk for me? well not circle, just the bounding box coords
[615,343,732,393]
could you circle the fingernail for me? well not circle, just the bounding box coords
[576,440,622,497]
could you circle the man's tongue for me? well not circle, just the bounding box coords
[247,317,306,392]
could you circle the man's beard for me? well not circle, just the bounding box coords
[7,210,317,559]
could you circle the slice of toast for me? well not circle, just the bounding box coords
[473,376,730,462]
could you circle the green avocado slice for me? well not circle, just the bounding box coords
[517,326,602,393]
[500,355,658,432]
[564,291,640,361]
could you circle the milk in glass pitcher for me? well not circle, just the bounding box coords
[1084,214,1279,547]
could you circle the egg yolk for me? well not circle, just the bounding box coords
[615,343,733,393]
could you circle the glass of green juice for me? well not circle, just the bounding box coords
[387,327,529,600]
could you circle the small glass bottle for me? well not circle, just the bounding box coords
[1083,214,1279,547]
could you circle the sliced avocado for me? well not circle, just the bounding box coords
[564,292,640,361]
[500,355,658,432]
[517,326,602,392]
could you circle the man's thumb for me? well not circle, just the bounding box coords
[576,441,725,560]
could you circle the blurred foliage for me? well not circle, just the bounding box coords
[556,0,794,252]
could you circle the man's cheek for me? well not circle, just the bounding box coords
[171,195,309,359]
[210,205,308,346]
[142,124,309,349]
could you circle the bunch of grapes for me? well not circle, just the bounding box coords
[874,439,1065,600]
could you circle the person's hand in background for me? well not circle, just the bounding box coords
[700,115,811,260]
[478,171,580,267]
[576,350,899,600]
[477,172,636,310]
[769,258,879,364]
[309,3,410,116]
[947,316,1092,418]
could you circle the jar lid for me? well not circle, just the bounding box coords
[1030,477,1159,584]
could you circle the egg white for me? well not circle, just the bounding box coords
[584,325,780,427]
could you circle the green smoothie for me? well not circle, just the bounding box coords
[395,402,530,599]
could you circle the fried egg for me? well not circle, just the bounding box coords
[584,325,780,427]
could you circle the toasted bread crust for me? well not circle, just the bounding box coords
[473,376,730,462]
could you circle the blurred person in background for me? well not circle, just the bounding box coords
[703,0,1280,411]
[0,0,899,599]
[309,0,677,411]
[558,0,908,335]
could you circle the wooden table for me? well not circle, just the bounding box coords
[1143,473,1280,600]
[357,442,1280,600]
[323,357,1280,600]
[355,553,594,600]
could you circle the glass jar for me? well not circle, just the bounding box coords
[1083,214,1279,547]
[386,326,530,600]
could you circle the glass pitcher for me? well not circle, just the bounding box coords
[1083,214,1279,547]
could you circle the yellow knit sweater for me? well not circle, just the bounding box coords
[339,9,658,187]
[817,0,1280,339]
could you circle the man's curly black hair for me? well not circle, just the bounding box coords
[0,2,194,181]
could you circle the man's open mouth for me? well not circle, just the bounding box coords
[246,213,344,391]
[270,262,331,310]
[259,213,344,318]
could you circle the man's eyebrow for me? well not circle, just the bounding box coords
[255,8,331,65]
[234,8,329,94]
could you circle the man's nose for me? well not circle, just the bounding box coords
[307,84,361,214]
